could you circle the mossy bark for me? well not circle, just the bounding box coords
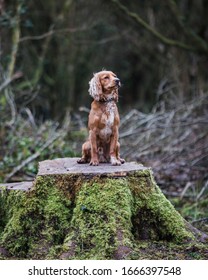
[0,159,207,260]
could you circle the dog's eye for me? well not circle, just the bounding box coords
[104,76,109,80]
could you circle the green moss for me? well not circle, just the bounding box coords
[0,169,205,260]
[62,178,134,259]
[0,177,72,258]
[129,171,194,242]
[0,188,26,238]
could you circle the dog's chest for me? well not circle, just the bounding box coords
[100,102,116,140]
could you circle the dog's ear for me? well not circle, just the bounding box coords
[88,73,102,101]
[114,88,119,103]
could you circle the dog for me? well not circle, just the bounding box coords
[77,70,125,166]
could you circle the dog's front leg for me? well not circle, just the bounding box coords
[89,129,99,166]
[110,128,121,166]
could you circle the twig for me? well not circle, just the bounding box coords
[192,217,208,224]
[23,108,37,128]
[162,190,195,198]
[196,180,208,201]
[0,72,22,92]
[5,89,16,127]
[4,132,64,182]
[19,26,92,43]
[180,182,194,199]
[192,153,208,166]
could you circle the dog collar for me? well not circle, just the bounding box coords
[99,97,116,103]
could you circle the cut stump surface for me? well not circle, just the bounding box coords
[38,157,148,177]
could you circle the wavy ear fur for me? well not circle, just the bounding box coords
[88,73,102,101]
[113,88,119,103]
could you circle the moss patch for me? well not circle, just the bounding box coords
[0,177,72,259]
[0,169,207,260]
[61,178,133,259]
[0,189,26,238]
[129,171,194,242]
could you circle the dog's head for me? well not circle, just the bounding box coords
[88,70,120,102]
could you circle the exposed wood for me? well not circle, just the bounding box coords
[0,181,33,192]
[38,157,148,177]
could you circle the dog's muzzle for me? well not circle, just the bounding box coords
[114,78,121,87]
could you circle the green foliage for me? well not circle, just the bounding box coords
[0,0,32,29]
[171,197,208,234]
[0,118,78,182]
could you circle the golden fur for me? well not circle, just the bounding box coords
[77,70,125,166]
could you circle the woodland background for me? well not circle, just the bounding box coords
[0,0,208,235]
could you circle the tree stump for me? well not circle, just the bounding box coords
[0,158,207,260]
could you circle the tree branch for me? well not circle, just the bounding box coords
[7,0,22,78]
[0,72,22,92]
[109,0,208,54]
[167,0,208,54]
[18,25,54,89]
[19,26,90,43]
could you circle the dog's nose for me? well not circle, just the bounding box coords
[115,78,120,85]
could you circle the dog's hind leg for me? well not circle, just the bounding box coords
[77,141,91,164]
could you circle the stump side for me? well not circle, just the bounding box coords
[0,181,33,192]
[0,158,207,260]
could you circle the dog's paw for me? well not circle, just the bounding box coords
[77,158,87,164]
[120,158,125,164]
[89,159,99,166]
[111,156,121,166]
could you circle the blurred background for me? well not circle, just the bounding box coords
[0,0,208,234]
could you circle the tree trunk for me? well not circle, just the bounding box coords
[0,158,207,260]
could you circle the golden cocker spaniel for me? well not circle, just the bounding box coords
[77,70,125,166]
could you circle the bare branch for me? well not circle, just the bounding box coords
[0,71,22,92]
[4,132,64,182]
[7,1,22,78]
[109,0,208,54]
[19,26,90,43]
[4,89,16,127]
[167,0,208,53]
